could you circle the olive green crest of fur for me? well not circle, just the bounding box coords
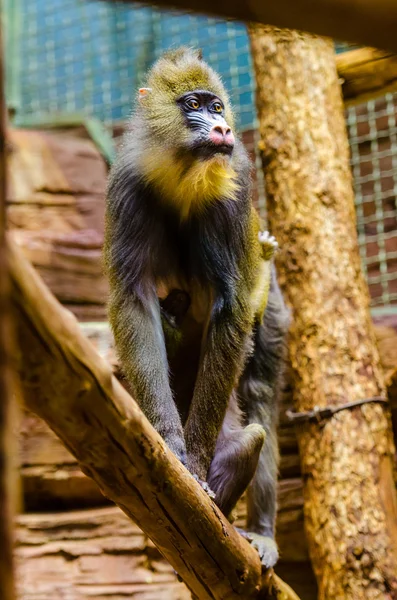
[140,47,235,143]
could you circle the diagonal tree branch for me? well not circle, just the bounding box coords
[8,235,300,600]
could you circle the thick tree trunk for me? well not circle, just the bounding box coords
[9,236,300,600]
[249,26,397,600]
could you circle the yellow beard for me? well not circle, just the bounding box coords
[140,148,238,220]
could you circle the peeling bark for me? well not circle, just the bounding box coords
[249,25,397,600]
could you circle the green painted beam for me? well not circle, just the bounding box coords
[14,113,116,164]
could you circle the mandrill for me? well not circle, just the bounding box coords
[104,47,289,568]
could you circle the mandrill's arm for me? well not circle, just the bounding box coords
[108,290,187,464]
[184,286,253,480]
[105,162,186,464]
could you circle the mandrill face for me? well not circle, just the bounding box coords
[176,90,235,160]
[136,48,240,216]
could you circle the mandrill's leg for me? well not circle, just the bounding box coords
[237,266,290,568]
[207,392,266,519]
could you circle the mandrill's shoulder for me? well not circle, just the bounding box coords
[232,137,252,179]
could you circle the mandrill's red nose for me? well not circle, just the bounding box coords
[209,124,235,147]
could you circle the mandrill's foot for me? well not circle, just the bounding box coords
[208,423,265,518]
[258,231,278,261]
[192,473,216,500]
[236,529,279,568]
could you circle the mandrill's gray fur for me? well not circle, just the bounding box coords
[104,47,289,568]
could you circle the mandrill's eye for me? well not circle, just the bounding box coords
[213,102,223,113]
[186,98,200,110]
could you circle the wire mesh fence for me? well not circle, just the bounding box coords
[5,0,397,308]
[13,0,257,129]
[347,95,397,307]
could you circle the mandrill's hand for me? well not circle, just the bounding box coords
[236,528,279,568]
[258,231,278,261]
[184,451,216,499]
[160,426,187,466]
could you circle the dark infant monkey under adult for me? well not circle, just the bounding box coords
[104,47,289,568]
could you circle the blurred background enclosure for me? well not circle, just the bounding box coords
[5,0,397,308]
[4,3,397,600]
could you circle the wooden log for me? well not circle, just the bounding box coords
[0,23,16,600]
[106,0,397,55]
[249,25,397,599]
[9,236,300,600]
[8,130,107,201]
[336,48,397,106]
[19,410,111,511]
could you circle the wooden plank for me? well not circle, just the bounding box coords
[105,0,397,55]
[336,48,397,105]
[7,130,109,309]
[15,507,191,600]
